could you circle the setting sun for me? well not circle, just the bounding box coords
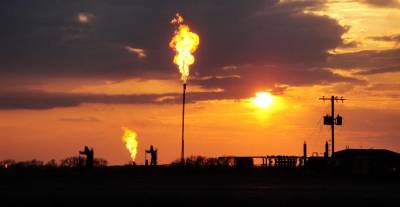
[252,92,274,109]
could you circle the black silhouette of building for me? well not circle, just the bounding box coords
[334,149,400,175]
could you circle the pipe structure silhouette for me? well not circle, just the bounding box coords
[181,83,186,164]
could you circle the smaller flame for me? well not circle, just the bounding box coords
[122,128,138,161]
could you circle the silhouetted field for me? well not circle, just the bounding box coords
[1,167,399,206]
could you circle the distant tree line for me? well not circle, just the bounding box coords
[171,156,231,168]
[0,156,108,169]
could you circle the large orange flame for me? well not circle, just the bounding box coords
[122,128,138,162]
[169,13,200,83]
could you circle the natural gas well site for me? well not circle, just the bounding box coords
[2,0,400,206]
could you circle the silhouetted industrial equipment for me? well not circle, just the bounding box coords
[319,96,346,157]
[323,115,333,125]
[145,145,158,166]
[218,156,303,168]
[218,143,308,169]
[303,142,334,172]
[307,156,328,171]
[324,141,329,159]
[235,157,254,168]
[335,115,343,125]
[79,146,94,168]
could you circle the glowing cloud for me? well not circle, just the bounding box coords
[78,12,94,24]
[126,46,146,58]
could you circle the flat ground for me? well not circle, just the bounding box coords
[1,167,399,206]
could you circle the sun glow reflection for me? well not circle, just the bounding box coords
[252,92,274,109]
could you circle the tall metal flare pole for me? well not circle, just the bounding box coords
[331,96,335,157]
[181,83,186,164]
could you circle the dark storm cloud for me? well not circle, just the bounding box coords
[339,40,360,49]
[192,65,364,97]
[0,0,347,79]
[0,90,253,110]
[59,117,101,122]
[362,0,400,8]
[0,90,170,109]
[355,65,400,75]
[327,49,400,75]
[369,34,400,42]
[366,83,400,91]
[0,0,363,109]
[0,0,172,80]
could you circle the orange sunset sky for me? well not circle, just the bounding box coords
[1,0,400,165]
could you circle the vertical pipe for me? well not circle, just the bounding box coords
[181,83,186,164]
[303,142,307,166]
[325,141,329,159]
[331,96,335,157]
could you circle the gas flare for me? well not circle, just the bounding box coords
[169,13,200,83]
[122,128,138,161]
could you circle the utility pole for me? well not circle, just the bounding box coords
[319,96,345,157]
